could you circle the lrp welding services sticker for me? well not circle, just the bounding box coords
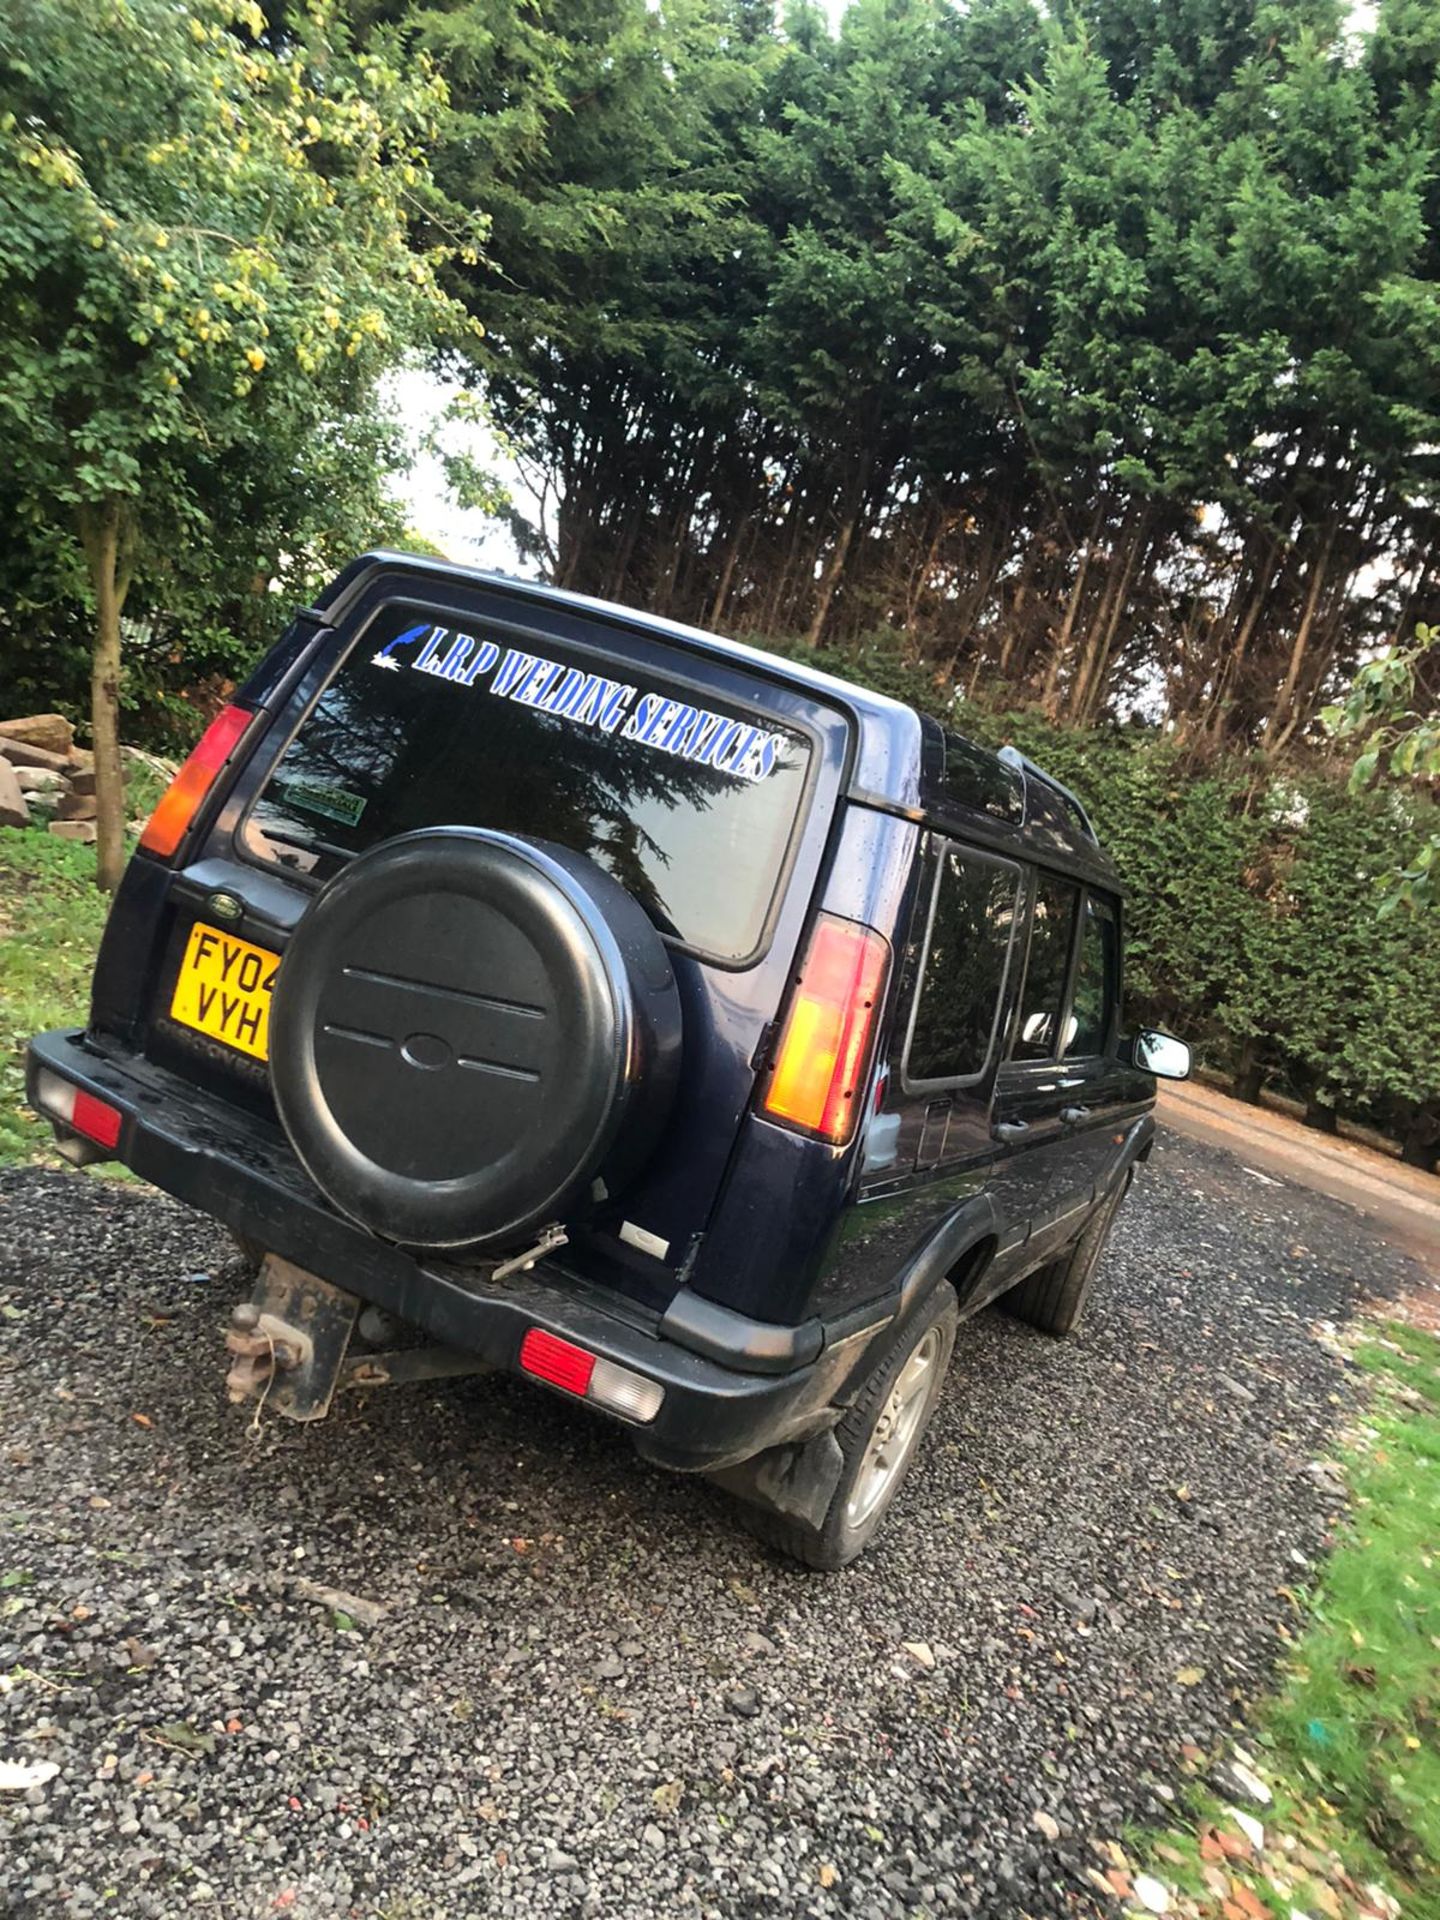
[371,621,787,781]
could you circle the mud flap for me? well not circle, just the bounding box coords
[711,1428,846,1532]
[225,1254,361,1422]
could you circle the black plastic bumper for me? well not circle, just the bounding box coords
[26,1029,843,1472]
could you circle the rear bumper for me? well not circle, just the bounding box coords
[26,1029,849,1473]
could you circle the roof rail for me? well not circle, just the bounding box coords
[997,744,1098,845]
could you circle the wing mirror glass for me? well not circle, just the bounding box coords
[1130,1029,1191,1081]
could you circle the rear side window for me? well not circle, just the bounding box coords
[1013,874,1079,1061]
[905,846,1021,1085]
[243,605,813,965]
[1066,893,1119,1057]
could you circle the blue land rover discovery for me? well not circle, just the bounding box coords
[28,554,1189,1568]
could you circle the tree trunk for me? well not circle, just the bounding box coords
[803,503,859,648]
[996,534,1042,681]
[78,496,133,895]
[706,508,750,631]
[1042,499,1103,717]
[1194,536,1279,747]
[1264,515,1338,753]
[1073,505,1148,725]
[1232,1036,1266,1105]
[1398,1100,1438,1173]
[1303,1095,1339,1135]
[761,471,809,635]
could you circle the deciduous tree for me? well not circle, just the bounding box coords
[0,0,476,886]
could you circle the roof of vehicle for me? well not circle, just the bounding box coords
[315,552,1120,891]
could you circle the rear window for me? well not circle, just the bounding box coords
[242,604,814,964]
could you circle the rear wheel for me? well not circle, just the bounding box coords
[1000,1171,1130,1336]
[735,1283,958,1571]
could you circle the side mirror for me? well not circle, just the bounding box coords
[1128,1029,1191,1081]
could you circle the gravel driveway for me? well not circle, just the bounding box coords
[0,1131,1428,1920]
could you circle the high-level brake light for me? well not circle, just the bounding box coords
[762,913,890,1145]
[139,703,254,860]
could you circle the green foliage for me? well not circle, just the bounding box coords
[391,0,1440,757]
[0,0,481,863]
[0,0,468,539]
[0,827,112,1163]
[1324,624,1440,910]
[1268,1325,1440,1903]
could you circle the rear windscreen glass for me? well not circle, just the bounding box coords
[243,604,814,964]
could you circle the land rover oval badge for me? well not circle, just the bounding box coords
[207,890,243,925]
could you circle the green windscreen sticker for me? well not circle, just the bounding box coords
[277,777,367,827]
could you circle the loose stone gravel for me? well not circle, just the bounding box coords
[0,1132,1427,1919]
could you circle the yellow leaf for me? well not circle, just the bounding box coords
[818,1863,838,1889]
[245,346,266,373]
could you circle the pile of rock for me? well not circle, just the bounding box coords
[0,713,103,844]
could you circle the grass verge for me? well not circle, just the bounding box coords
[0,826,111,1164]
[1124,1318,1440,1920]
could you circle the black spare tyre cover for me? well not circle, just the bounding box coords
[268,828,683,1251]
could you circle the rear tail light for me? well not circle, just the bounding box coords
[139,703,254,860]
[518,1328,664,1424]
[33,1069,123,1151]
[762,913,890,1146]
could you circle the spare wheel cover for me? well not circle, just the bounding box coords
[268,827,681,1250]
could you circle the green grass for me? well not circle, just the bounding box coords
[0,826,111,1164]
[1273,1326,1440,1884]
[1132,1318,1440,1919]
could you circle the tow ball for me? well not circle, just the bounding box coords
[224,1253,491,1423]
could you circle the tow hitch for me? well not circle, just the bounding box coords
[224,1254,491,1422]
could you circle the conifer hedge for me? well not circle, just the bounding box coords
[806,639,1440,1167]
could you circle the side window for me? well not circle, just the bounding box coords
[1012,875,1079,1062]
[1065,894,1119,1058]
[905,847,1022,1085]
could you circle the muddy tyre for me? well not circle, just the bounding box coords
[1001,1172,1130,1336]
[734,1284,958,1571]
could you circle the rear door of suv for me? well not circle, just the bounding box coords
[115,565,856,1311]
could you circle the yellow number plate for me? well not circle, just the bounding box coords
[169,921,278,1061]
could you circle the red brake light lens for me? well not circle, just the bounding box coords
[762,914,890,1145]
[33,1070,123,1152]
[72,1089,123,1150]
[139,703,253,860]
[518,1329,665,1422]
[519,1328,597,1397]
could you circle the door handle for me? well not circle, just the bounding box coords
[992,1120,1030,1142]
[1060,1105,1091,1124]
